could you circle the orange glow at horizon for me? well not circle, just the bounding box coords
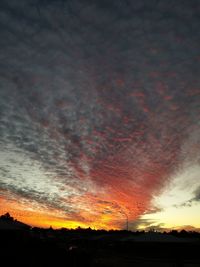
[1,162,200,231]
[0,195,127,230]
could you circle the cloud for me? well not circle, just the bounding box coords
[178,186,200,207]
[0,0,200,228]
[193,186,200,201]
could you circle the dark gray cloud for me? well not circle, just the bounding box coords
[0,0,200,228]
[194,187,200,202]
[177,186,200,208]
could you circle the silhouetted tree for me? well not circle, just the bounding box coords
[180,229,188,237]
[0,212,14,221]
[170,230,178,236]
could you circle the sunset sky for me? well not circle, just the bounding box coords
[0,0,200,231]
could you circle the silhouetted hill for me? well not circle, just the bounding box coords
[0,212,30,230]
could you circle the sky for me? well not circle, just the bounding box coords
[0,0,200,231]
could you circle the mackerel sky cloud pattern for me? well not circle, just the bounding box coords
[0,0,200,229]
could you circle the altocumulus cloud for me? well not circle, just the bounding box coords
[0,0,200,229]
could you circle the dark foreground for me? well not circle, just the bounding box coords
[1,228,200,267]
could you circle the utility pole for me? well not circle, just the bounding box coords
[119,207,129,231]
[125,212,129,231]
